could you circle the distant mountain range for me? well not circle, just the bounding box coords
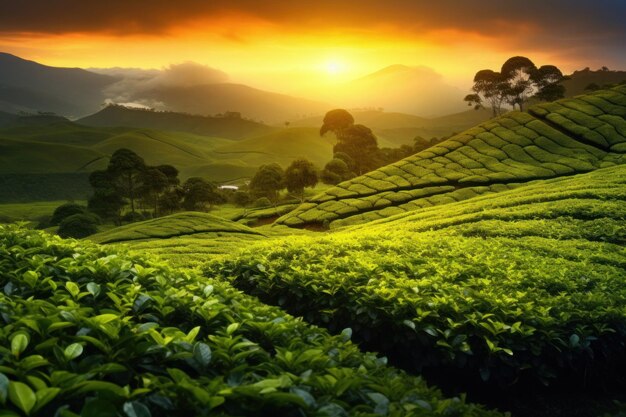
[0,53,329,122]
[328,65,468,116]
[0,53,117,118]
[1,52,625,123]
[78,105,277,140]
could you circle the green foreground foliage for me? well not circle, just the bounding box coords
[209,164,626,389]
[0,224,501,417]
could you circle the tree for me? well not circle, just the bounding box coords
[465,57,565,114]
[320,110,380,175]
[138,168,169,216]
[250,163,285,204]
[320,158,354,185]
[501,56,537,111]
[466,69,507,117]
[107,148,146,214]
[87,170,124,223]
[532,65,565,102]
[285,158,318,202]
[320,109,354,137]
[182,177,224,211]
[333,124,379,175]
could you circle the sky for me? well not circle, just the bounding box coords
[1,0,625,97]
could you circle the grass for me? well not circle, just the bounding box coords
[0,200,84,223]
[277,85,626,229]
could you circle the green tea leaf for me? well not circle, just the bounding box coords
[193,342,212,367]
[65,281,80,298]
[0,373,8,405]
[64,343,84,361]
[11,333,29,358]
[8,381,36,415]
[123,401,151,417]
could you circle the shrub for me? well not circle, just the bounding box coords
[50,203,87,225]
[57,213,99,238]
[253,197,271,208]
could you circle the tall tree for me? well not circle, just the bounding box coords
[138,168,169,217]
[249,163,285,204]
[320,109,380,175]
[501,56,537,111]
[532,65,566,102]
[285,158,318,202]
[465,69,507,117]
[87,170,124,223]
[182,177,224,211]
[107,148,145,214]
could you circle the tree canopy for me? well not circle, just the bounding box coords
[465,56,565,116]
[285,158,318,201]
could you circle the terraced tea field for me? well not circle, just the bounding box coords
[278,85,626,229]
[209,164,626,415]
[89,212,269,266]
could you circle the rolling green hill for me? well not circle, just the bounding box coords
[78,105,278,140]
[292,108,492,146]
[277,86,626,229]
[0,113,353,200]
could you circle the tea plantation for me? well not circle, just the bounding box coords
[0,224,503,416]
[277,85,626,229]
[206,163,626,415]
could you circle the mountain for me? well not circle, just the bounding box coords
[562,67,626,97]
[328,65,468,117]
[0,53,118,117]
[78,105,277,140]
[124,82,330,124]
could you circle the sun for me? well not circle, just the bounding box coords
[325,60,345,75]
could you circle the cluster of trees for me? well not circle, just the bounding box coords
[317,109,434,184]
[246,159,319,205]
[464,56,565,117]
[88,149,225,223]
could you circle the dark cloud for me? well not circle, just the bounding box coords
[1,1,624,60]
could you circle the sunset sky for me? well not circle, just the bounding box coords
[1,0,625,96]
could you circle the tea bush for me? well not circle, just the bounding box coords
[0,224,501,416]
[210,165,626,387]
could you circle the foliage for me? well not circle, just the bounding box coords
[182,177,224,211]
[465,56,565,115]
[249,164,285,204]
[253,197,272,208]
[209,164,626,388]
[0,224,501,417]
[49,203,87,226]
[284,159,318,201]
[57,213,99,238]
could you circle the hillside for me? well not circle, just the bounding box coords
[292,108,492,146]
[0,52,117,117]
[277,85,626,229]
[209,163,626,416]
[132,83,331,124]
[563,68,626,97]
[0,114,350,201]
[78,105,277,140]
